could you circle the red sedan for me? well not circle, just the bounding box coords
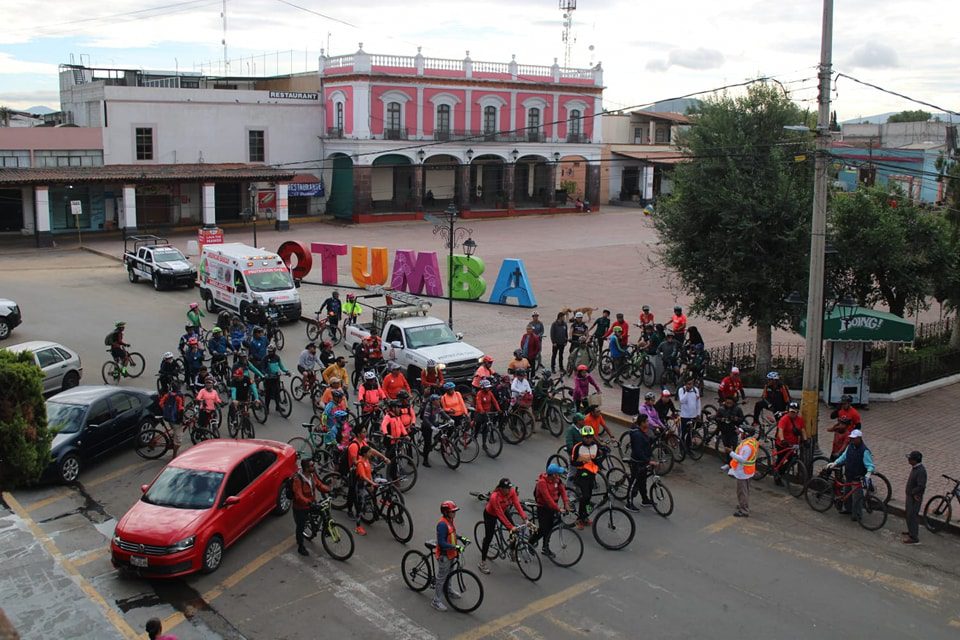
[111,439,297,577]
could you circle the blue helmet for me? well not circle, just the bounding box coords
[333,410,349,419]
[442,381,456,391]
[546,463,566,476]
[428,393,441,401]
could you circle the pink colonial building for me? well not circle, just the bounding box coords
[317,45,604,220]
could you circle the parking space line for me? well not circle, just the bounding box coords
[699,515,739,535]
[72,547,109,567]
[2,491,140,640]
[543,613,591,637]
[24,487,76,512]
[25,460,156,513]
[451,575,609,640]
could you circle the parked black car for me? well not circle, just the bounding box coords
[45,386,160,483]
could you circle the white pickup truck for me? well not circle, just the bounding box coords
[123,235,197,291]
[342,290,483,386]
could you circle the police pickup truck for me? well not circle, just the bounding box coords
[123,235,197,291]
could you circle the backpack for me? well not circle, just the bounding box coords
[104,331,117,346]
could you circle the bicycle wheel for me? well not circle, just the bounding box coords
[135,429,170,459]
[547,525,583,567]
[592,505,635,550]
[252,400,268,424]
[445,568,484,613]
[456,429,480,464]
[482,425,503,459]
[503,415,525,445]
[605,467,630,502]
[241,416,256,439]
[640,359,656,387]
[805,477,834,512]
[126,352,146,378]
[923,496,952,533]
[870,472,892,504]
[474,521,502,559]
[544,404,564,437]
[401,550,432,592]
[306,321,320,342]
[440,439,461,469]
[783,458,808,499]
[278,388,293,418]
[752,445,772,481]
[386,502,414,543]
[101,361,121,385]
[664,432,685,463]
[287,436,315,460]
[546,454,569,472]
[514,541,542,581]
[273,329,285,351]
[291,376,307,401]
[322,472,350,510]
[687,423,706,460]
[858,495,887,531]
[327,324,343,346]
[651,443,674,476]
[322,521,355,561]
[394,454,418,492]
[597,354,615,383]
[650,480,674,517]
[191,427,219,444]
[809,455,831,478]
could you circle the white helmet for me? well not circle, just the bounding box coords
[574,312,584,319]
[363,371,376,380]
[162,352,174,360]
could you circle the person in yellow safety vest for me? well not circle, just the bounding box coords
[433,500,467,611]
[728,425,759,517]
[342,293,363,325]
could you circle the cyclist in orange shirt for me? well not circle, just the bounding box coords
[353,445,378,536]
[583,405,610,440]
[421,360,444,397]
[357,371,386,414]
[382,362,411,399]
[440,381,468,426]
[472,355,495,389]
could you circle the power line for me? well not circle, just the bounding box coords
[835,73,960,118]
[8,0,218,37]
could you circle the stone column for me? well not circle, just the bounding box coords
[122,184,137,232]
[458,163,471,211]
[34,185,52,247]
[202,182,217,226]
[504,163,516,210]
[353,165,373,216]
[275,182,289,230]
[585,163,601,206]
[413,164,424,212]
[547,162,559,206]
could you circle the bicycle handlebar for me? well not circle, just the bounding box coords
[942,474,960,484]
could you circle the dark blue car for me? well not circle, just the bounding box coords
[45,386,160,483]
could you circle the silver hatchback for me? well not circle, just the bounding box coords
[6,341,83,394]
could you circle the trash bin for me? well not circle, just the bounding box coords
[621,385,640,415]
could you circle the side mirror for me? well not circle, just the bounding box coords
[222,495,241,508]
[391,341,403,349]
[140,484,149,494]
[456,333,464,341]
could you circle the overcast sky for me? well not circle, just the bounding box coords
[1,0,957,120]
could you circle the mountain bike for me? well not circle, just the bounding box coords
[358,478,414,543]
[610,465,674,518]
[560,472,636,550]
[228,400,257,439]
[302,498,354,560]
[805,471,887,531]
[291,369,323,402]
[809,455,892,504]
[401,539,483,613]
[102,348,145,384]
[519,498,583,568]
[471,520,541,581]
[135,414,219,459]
[306,310,343,345]
[923,474,960,533]
[755,443,807,498]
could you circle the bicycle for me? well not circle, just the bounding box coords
[306,311,343,345]
[431,420,464,469]
[610,465,674,517]
[618,428,677,476]
[228,400,258,439]
[923,474,960,533]
[357,478,414,543]
[518,498,583,568]
[401,538,484,613]
[805,470,887,531]
[564,473,636,550]
[135,413,219,459]
[291,369,323,402]
[471,413,503,459]
[501,403,534,445]
[755,442,807,498]
[598,345,656,388]
[102,348,145,384]
[301,498,354,560]
[531,374,571,438]
[808,455,893,505]
[471,520,541,581]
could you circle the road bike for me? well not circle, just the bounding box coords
[306,310,343,345]
[401,539,484,613]
[357,478,414,543]
[923,473,960,533]
[301,498,354,560]
[102,348,145,384]
[805,471,887,531]
[471,520,541,582]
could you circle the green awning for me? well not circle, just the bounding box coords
[798,306,915,343]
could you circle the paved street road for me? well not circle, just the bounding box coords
[2,244,960,640]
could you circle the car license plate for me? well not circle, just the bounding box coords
[130,556,148,568]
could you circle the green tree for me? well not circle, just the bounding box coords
[0,350,52,489]
[0,106,11,127]
[829,184,951,336]
[936,158,960,348]
[886,110,931,123]
[654,82,814,370]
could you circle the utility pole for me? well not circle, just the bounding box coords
[799,0,834,455]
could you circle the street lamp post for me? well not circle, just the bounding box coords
[432,203,476,329]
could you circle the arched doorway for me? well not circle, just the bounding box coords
[422,154,460,211]
[372,153,414,211]
[470,154,505,208]
[326,153,354,219]
[514,154,552,206]
[558,154,588,204]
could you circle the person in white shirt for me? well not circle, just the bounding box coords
[510,369,533,399]
[677,378,701,451]
[729,426,760,517]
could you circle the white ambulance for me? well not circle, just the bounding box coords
[198,243,302,322]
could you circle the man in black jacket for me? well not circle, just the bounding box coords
[903,450,926,545]
[626,414,655,511]
[550,312,568,373]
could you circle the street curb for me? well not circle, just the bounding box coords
[79,246,122,263]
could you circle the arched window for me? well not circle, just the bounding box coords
[569,109,582,141]
[483,106,497,138]
[436,104,451,140]
[527,107,541,141]
[386,101,402,138]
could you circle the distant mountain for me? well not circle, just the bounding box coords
[641,98,702,115]
[24,106,55,115]
[841,112,951,125]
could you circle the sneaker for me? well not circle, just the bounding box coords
[575,520,586,530]
[121,367,129,377]
[640,500,654,508]
[733,510,749,518]
[355,526,367,536]
[477,561,490,574]
[901,538,920,545]
[541,549,555,558]
[720,464,730,472]
[431,600,448,611]
[297,546,309,556]
[423,461,432,468]
[625,502,640,512]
